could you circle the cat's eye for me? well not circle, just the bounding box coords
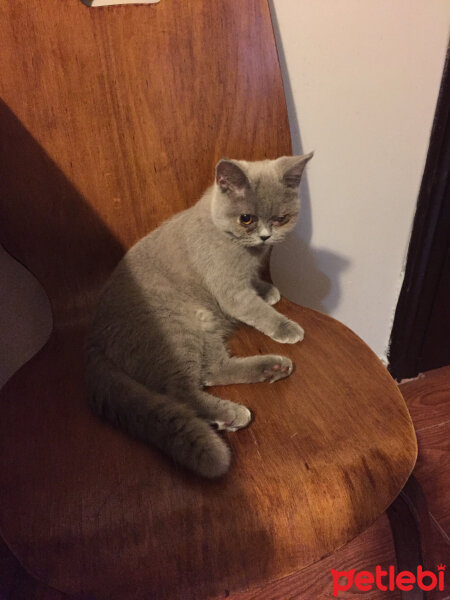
[273,214,289,224]
[239,214,256,225]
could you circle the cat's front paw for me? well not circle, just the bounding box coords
[260,355,294,382]
[271,319,305,344]
[263,285,281,306]
[256,281,281,305]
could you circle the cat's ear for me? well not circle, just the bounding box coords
[277,153,314,189]
[215,160,249,194]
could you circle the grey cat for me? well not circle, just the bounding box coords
[86,153,313,478]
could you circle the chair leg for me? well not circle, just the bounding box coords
[388,478,425,600]
[387,476,449,600]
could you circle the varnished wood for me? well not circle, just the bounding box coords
[228,514,402,600]
[388,480,426,600]
[0,1,417,598]
[388,477,450,600]
[0,302,417,599]
[0,537,68,600]
[0,515,403,600]
[228,370,450,600]
[385,370,450,600]
[0,0,290,330]
[400,367,450,433]
[398,367,450,600]
[400,366,450,534]
[4,367,450,599]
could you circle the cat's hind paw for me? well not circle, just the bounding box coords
[208,405,252,432]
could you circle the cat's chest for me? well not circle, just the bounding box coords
[213,237,267,272]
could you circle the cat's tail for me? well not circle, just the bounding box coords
[85,347,231,478]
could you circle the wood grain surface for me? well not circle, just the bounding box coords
[0,0,417,598]
[6,366,450,600]
[0,302,417,599]
[227,514,402,600]
[401,366,450,535]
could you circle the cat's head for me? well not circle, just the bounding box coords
[211,154,313,247]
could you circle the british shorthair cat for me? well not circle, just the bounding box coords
[86,153,313,477]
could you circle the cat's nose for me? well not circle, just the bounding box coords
[260,235,271,242]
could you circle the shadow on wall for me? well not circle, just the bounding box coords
[271,175,351,314]
[269,1,351,314]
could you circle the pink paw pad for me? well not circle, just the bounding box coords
[264,365,288,380]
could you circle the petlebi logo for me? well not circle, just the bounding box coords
[331,564,446,596]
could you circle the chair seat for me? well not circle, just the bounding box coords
[0,298,417,600]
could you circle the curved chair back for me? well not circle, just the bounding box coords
[0,0,291,330]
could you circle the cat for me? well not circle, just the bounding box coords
[86,153,313,478]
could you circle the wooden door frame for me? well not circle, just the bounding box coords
[388,48,450,381]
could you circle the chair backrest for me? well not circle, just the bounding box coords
[0,0,291,330]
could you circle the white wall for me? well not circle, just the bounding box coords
[0,244,52,388]
[269,0,450,359]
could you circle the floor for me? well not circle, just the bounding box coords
[1,366,449,600]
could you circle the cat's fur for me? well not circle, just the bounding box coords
[86,153,313,478]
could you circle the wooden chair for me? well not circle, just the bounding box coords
[0,1,417,598]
